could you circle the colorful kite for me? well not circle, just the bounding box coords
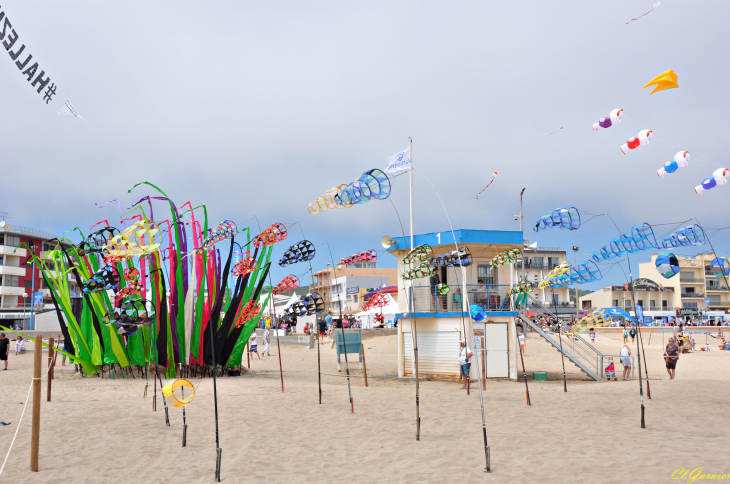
[534,207,580,232]
[235,300,261,328]
[430,246,473,267]
[711,258,730,279]
[279,240,315,267]
[592,109,623,131]
[621,130,653,154]
[189,220,237,256]
[253,223,287,248]
[340,249,377,266]
[114,267,142,306]
[476,172,498,199]
[643,68,678,95]
[104,220,162,262]
[655,224,706,249]
[489,248,522,268]
[232,257,257,277]
[103,298,155,336]
[656,252,679,279]
[657,151,689,178]
[626,2,660,24]
[308,169,391,214]
[83,265,120,293]
[161,379,195,407]
[695,168,729,195]
[272,275,300,295]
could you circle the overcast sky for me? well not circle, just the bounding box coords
[1,1,729,289]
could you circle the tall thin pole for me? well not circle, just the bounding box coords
[266,270,285,392]
[30,244,36,330]
[520,188,525,284]
[408,137,421,439]
[208,303,222,481]
[46,337,54,402]
[30,333,42,472]
[552,288,568,392]
[326,243,354,412]
[574,247,579,320]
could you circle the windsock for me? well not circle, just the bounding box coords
[621,129,652,155]
[695,168,729,195]
[592,108,623,131]
[657,151,690,177]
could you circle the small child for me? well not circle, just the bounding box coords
[704,342,711,352]
[589,328,596,343]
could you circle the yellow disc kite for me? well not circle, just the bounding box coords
[161,379,195,407]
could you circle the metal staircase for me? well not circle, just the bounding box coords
[520,296,604,381]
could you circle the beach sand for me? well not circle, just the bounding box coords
[1,330,729,483]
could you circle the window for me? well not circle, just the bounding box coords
[662,300,668,308]
[2,275,20,287]
[612,300,619,307]
[43,243,54,251]
[477,264,495,285]
[682,302,698,309]
[331,284,343,294]
[709,295,721,305]
[352,295,358,303]
[0,256,3,266]
[636,300,644,307]
[582,300,591,309]
[624,300,632,310]
[547,257,560,269]
[24,280,33,288]
[650,300,656,309]
[0,235,19,247]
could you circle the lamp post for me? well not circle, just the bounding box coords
[22,292,28,328]
[573,246,579,319]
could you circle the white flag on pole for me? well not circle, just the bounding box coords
[56,99,81,118]
[384,147,410,174]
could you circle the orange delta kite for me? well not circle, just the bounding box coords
[643,69,678,95]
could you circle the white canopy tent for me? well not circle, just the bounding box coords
[354,293,399,328]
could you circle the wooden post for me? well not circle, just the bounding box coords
[47,337,54,402]
[30,334,43,472]
[246,341,250,368]
[361,343,368,387]
[481,346,486,390]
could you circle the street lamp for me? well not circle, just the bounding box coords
[572,246,579,318]
[22,292,28,328]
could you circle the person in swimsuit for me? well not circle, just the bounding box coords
[664,337,679,380]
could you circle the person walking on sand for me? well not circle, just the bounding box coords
[249,331,261,360]
[665,337,679,380]
[622,325,629,344]
[0,332,9,370]
[318,318,326,344]
[262,327,270,356]
[459,340,473,390]
[620,344,632,380]
[518,332,526,353]
[629,326,636,343]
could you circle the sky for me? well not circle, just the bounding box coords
[1,1,729,290]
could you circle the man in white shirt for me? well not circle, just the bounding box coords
[262,328,270,356]
[249,332,261,360]
[620,344,631,380]
[459,340,473,390]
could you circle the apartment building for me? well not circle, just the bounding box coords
[310,266,396,315]
[515,244,574,315]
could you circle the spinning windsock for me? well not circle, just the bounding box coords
[621,129,652,155]
[695,168,729,195]
[657,151,689,178]
[592,108,623,131]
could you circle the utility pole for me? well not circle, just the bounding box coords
[519,188,526,283]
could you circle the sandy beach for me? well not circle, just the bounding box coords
[2,330,729,483]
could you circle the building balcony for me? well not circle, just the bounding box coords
[708,302,730,308]
[0,266,25,276]
[411,284,512,312]
[514,262,562,271]
[0,286,25,296]
[0,246,26,257]
[681,293,705,298]
[706,285,729,292]
[679,278,705,284]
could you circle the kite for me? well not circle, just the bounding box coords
[626,2,660,24]
[489,248,522,268]
[655,224,706,249]
[308,169,391,214]
[436,283,450,295]
[285,293,325,317]
[538,265,572,290]
[272,275,300,295]
[340,249,378,266]
[695,168,729,195]
[83,265,119,293]
[161,379,195,407]
[232,257,257,277]
[548,127,563,136]
[509,280,532,308]
[103,298,155,336]
[711,258,730,279]
[104,220,162,262]
[539,260,602,289]
[76,227,120,257]
[534,207,580,232]
[656,252,679,279]
[476,172,498,199]
[621,130,653,154]
[190,220,237,256]
[402,244,433,265]
[253,223,287,248]
[278,240,315,267]
[235,300,261,328]
[592,109,623,131]
[401,262,437,281]
[643,68,678,95]
[362,292,390,311]
[430,246,473,267]
[401,245,437,280]
[592,223,657,261]
[657,151,690,177]
[470,305,487,322]
[114,267,142,306]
